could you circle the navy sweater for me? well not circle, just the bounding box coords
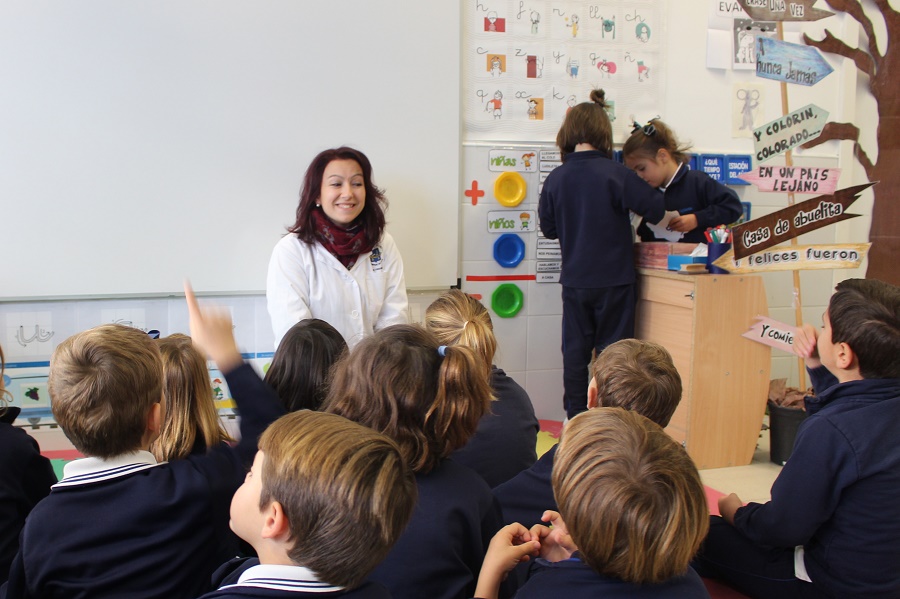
[0,408,57,586]
[516,556,709,599]
[734,366,900,598]
[492,445,557,528]
[1,364,284,599]
[637,166,743,244]
[370,459,502,599]
[451,367,539,488]
[538,150,664,288]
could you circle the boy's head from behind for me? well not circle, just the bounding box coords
[49,324,163,459]
[553,407,708,584]
[588,339,681,427]
[232,410,417,589]
[826,278,900,379]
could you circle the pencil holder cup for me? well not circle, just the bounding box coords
[706,243,732,274]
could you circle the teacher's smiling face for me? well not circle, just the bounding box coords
[319,159,366,227]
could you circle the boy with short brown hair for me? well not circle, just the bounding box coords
[199,410,417,598]
[696,278,900,598]
[476,408,709,598]
[493,338,681,527]
[1,285,284,599]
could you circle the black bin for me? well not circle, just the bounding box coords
[768,399,808,466]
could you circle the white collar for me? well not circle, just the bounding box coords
[660,163,682,192]
[222,563,346,594]
[54,451,161,488]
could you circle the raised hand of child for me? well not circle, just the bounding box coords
[668,213,698,233]
[793,323,821,369]
[529,510,577,562]
[475,523,541,599]
[184,281,243,374]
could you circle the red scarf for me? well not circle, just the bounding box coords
[311,209,374,269]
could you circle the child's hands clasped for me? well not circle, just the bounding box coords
[475,523,541,599]
[529,510,577,563]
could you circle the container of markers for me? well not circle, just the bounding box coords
[705,226,732,275]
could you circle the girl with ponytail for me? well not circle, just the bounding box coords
[323,324,502,599]
[426,289,538,487]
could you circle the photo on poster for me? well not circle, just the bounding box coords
[733,83,764,138]
[733,18,776,70]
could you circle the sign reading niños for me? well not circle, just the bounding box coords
[756,37,833,86]
[712,243,870,274]
[753,104,828,162]
[487,210,536,232]
[731,183,873,259]
[736,0,834,22]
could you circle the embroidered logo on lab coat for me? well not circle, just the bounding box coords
[370,246,384,271]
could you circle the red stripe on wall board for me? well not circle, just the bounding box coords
[465,275,536,282]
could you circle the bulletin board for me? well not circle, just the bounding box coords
[462,0,668,143]
[0,1,460,300]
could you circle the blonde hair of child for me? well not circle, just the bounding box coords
[553,407,709,584]
[49,324,163,459]
[556,88,613,159]
[258,410,417,589]
[622,118,692,165]
[323,324,493,474]
[151,334,233,462]
[424,289,497,372]
[588,339,682,427]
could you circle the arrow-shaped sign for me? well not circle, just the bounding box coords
[712,243,870,274]
[756,37,833,86]
[753,104,828,163]
[731,183,874,259]
[743,316,796,354]
[737,0,834,22]
[739,165,840,195]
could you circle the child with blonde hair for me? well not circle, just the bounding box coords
[151,333,233,462]
[477,408,709,599]
[425,289,538,487]
[623,118,742,244]
[323,324,503,599]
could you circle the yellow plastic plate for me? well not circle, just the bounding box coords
[494,171,527,207]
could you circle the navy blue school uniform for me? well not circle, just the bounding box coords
[198,558,390,599]
[369,459,503,599]
[636,165,742,244]
[695,366,900,599]
[538,150,664,418]
[492,444,556,528]
[0,363,284,599]
[515,556,709,598]
[451,367,539,488]
[0,407,57,586]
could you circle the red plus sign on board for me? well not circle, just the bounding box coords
[464,180,485,205]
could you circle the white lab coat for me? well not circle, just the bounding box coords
[266,232,409,349]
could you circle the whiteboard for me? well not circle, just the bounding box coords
[0,1,460,299]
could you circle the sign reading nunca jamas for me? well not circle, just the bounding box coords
[756,38,833,86]
[736,0,834,22]
[712,243,870,274]
[731,183,873,259]
[754,104,828,162]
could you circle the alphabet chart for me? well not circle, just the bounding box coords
[464,0,668,142]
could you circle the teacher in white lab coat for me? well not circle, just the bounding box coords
[267,147,409,350]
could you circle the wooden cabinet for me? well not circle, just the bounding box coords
[635,269,771,469]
